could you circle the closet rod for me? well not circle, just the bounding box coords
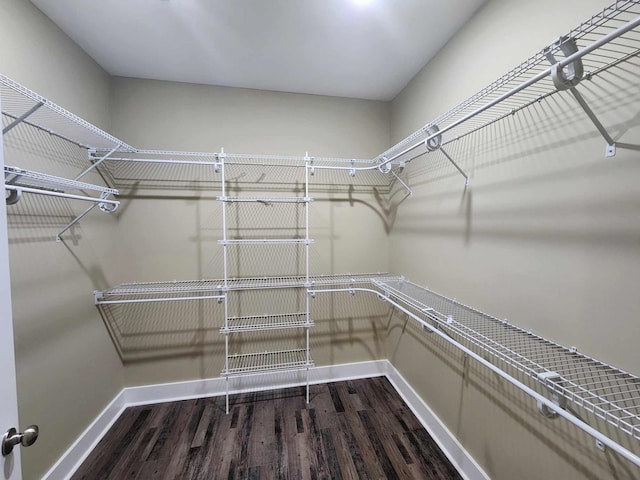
[309,286,640,468]
[96,154,371,167]
[95,294,225,305]
[95,157,217,166]
[4,185,119,206]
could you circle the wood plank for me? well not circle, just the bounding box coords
[273,395,288,478]
[72,378,463,480]
[336,413,379,480]
[358,409,401,479]
[282,392,303,479]
[309,384,338,430]
[408,428,463,480]
[161,399,203,478]
[71,406,147,479]
[101,408,152,480]
[327,383,345,413]
[327,419,361,480]
[188,398,224,479]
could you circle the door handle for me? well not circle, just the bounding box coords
[2,425,39,456]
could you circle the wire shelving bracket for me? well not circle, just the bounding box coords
[1,75,127,240]
[544,35,618,157]
[374,1,640,176]
[3,166,120,241]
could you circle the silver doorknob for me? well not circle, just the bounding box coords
[2,425,39,456]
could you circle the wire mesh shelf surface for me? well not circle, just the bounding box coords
[221,313,312,333]
[4,165,118,195]
[373,278,640,440]
[95,273,396,301]
[99,149,391,189]
[4,1,639,189]
[223,349,312,376]
[376,0,640,164]
[220,238,312,245]
[218,196,312,203]
[0,74,133,152]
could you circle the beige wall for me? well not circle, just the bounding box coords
[0,1,111,130]
[389,0,640,478]
[110,76,389,157]
[4,0,639,478]
[108,77,392,386]
[0,1,122,479]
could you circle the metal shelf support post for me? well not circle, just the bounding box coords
[2,101,44,135]
[545,36,617,157]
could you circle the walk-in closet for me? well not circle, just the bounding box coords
[2,0,640,479]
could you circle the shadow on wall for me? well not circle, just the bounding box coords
[99,153,396,194]
[95,287,391,370]
[390,61,640,247]
[4,121,115,290]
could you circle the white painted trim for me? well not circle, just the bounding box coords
[44,359,485,480]
[123,359,388,407]
[385,365,490,480]
[41,390,127,480]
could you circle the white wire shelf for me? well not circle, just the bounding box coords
[217,196,312,203]
[4,166,120,238]
[1,74,133,152]
[223,349,313,376]
[96,150,395,190]
[4,166,118,196]
[372,278,640,440]
[376,0,640,166]
[4,1,638,189]
[94,273,396,303]
[224,273,396,290]
[221,313,312,333]
[219,238,313,245]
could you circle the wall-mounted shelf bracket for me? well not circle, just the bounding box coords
[4,166,119,241]
[390,169,412,196]
[2,101,44,135]
[304,152,315,176]
[5,188,20,205]
[56,190,118,241]
[421,307,437,333]
[56,203,96,241]
[545,36,616,157]
[570,87,616,157]
[214,148,226,174]
[536,371,567,419]
[217,285,224,304]
[349,159,356,177]
[440,147,470,186]
[377,156,392,174]
[425,125,470,186]
[81,145,120,180]
[424,125,443,153]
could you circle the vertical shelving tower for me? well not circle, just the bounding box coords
[218,153,314,413]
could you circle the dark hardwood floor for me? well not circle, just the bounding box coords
[72,377,462,479]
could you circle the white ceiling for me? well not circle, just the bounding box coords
[30,0,486,101]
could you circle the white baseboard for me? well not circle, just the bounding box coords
[42,390,127,480]
[44,359,486,480]
[385,365,490,480]
[123,359,388,407]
